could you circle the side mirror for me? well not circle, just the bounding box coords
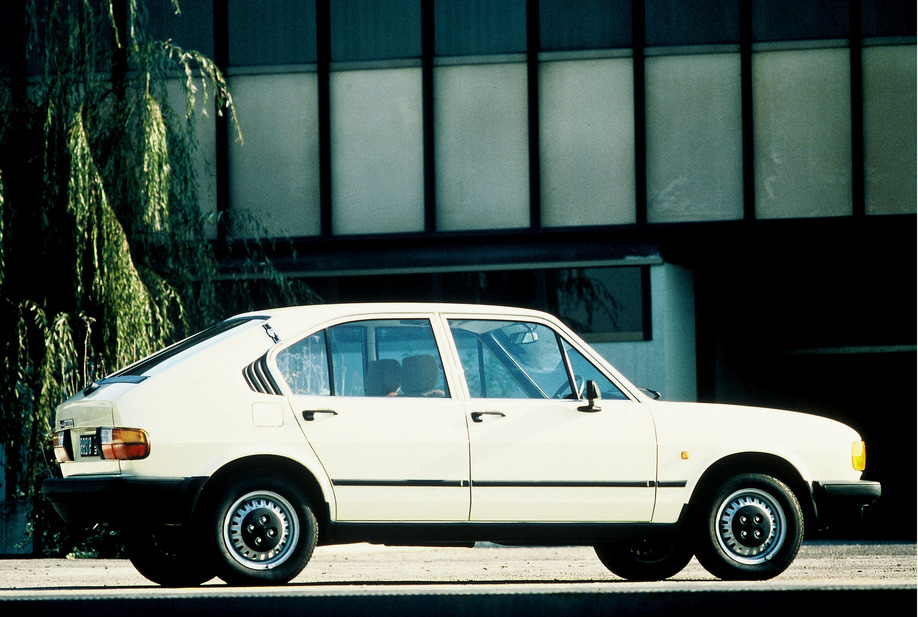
[577,380,602,412]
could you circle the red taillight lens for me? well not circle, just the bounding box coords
[53,431,73,463]
[99,427,150,460]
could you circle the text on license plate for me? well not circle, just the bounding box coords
[80,434,98,457]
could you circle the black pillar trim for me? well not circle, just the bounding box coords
[213,1,230,246]
[316,0,333,237]
[632,1,647,226]
[739,0,755,222]
[849,0,865,218]
[421,0,437,233]
[526,0,542,230]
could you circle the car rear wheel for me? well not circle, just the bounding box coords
[594,538,693,581]
[210,473,318,586]
[126,525,215,587]
[693,473,803,580]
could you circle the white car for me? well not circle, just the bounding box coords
[43,303,880,586]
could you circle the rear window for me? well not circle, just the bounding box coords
[113,316,268,378]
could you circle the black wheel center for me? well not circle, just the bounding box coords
[731,505,772,548]
[240,508,283,552]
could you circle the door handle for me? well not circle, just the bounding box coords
[302,409,338,421]
[471,411,506,423]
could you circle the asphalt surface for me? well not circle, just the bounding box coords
[1,541,914,616]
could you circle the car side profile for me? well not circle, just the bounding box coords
[42,303,880,586]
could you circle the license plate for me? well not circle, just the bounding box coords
[79,434,98,457]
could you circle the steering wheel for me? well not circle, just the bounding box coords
[552,375,585,399]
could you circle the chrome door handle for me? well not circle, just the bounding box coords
[302,409,338,421]
[471,411,506,423]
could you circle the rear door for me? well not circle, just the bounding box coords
[446,317,658,523]
[277,316,470,522]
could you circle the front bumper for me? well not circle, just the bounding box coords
[812,480,882,526]
[42,476,208,528]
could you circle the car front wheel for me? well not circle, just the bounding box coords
[594,538,693,581]
[693,473,804,580]
[210,473,318,586]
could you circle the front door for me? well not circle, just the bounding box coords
[447,318,657,523]
[278,317,470,522]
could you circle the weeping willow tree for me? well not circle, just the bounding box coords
[0,1,307,555]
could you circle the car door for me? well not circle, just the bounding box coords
[276,317,471,522]
[446,317,657,523]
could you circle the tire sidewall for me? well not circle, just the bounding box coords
[693,472,803,581]
[595,539,693,581]
[126,525,216,587]
[209,472,317,586]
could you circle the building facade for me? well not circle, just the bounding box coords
[149,0,916,537]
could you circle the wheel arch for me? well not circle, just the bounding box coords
[688,452,816,528]
[195,455,331,541]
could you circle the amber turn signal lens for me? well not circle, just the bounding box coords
[52,431,73,463]
[99,427,150,460]
[852,440,866,471]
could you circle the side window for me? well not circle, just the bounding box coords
[448,320,570,399]
[448,319,628,401]
[330,319,450,398]
[276,331,330,395]
[561,340,628,400]
[452,328,528,398]
[278,319,450,397]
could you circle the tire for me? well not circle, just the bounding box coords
[594,538,693,581]
[693,473,804,580]
[209,472,318,586]
[126,526,216,587]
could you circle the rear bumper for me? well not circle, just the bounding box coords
[42,476,208,528]
[812,480,882,526]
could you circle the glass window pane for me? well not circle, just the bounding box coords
[645,0,740,46]
[166,79,218,240]
[451,328,528,398]
[435,0,526,56]
[277,331,330,395]
[228,73,321,237]
[752,0,849,42]
[562,341,627,400]
[328,320,448,398]
[329,324,367,397]
[228,0,317,66]
[331,0,421,62]
[434,63,530,231]
[539,0,632,51]
[148,2,214,57]
[331,68,425,234]
[448,320,569,399]
[863,45,917,215]
[554,267,647,342]
[753,48,852,219]
[539,58,636,227]
[646,53,743,223]
[861,0,917,37]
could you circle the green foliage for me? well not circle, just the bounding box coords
[0,1,311,556]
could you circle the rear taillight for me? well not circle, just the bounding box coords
[99,427,150,460]
[53,431,73,463]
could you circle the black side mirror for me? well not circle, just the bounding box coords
[577,380,602,412]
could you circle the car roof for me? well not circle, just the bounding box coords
[237,302,555,323]
[233,303,565,343]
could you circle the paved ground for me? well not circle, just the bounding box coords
[0,541,914,617]
[0,540,914,591]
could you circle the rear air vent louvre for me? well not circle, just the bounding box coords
[243,356,282,395]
